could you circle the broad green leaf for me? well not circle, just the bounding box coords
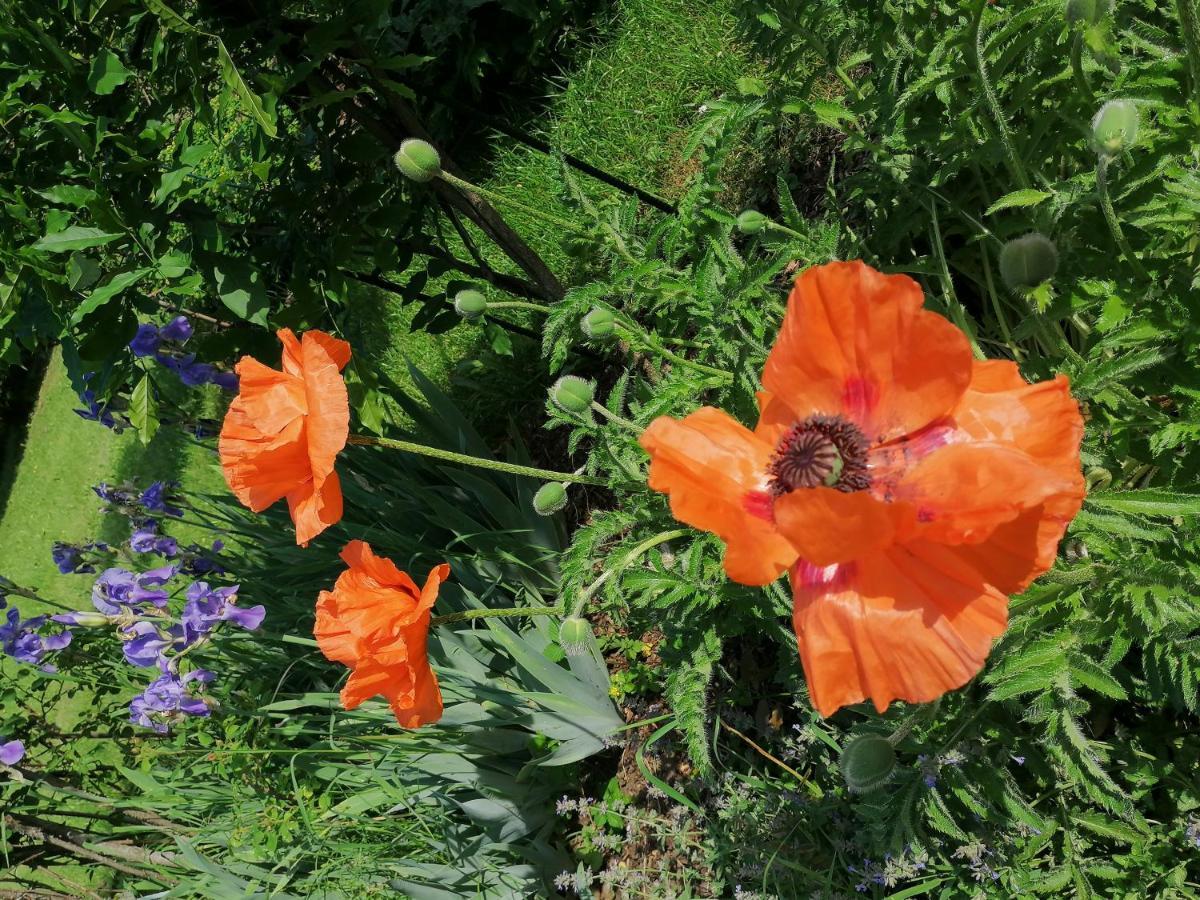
[153,166,193,205]
[67,254,101,291]
[87,50,130,95]
[129,373,159,445]
[143,0,201,33]
[208,256,269,325]
[33,226,122,253]
[36,184,98,207]
[1086,489,1200,517]
[217,40,277,138]
[71,268,151,325]
[985,189,1053,215]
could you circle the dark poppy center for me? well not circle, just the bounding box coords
[769,415,870,495]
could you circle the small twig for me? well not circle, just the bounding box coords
[718,718,823,800]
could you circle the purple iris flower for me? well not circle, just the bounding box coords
[210,371,239,392]
[129,521,179,557]
[182,582,264,635]
[129,324,162,358]
[180,540,226,576]
[52,543,88,574]
[0,739,24,766]
[91,566,176,614]
[0,606,72,670]
[94,483,137,506]
[129,667,214,733]
[159,315,193,343]
[121,621,184,668]
[74,388,116,429]
[140,481,183,518]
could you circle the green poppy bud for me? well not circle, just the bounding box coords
[550,376,595,415]
[558,616,593,657]
[998,233,1059,290]
[1091,100,1139,157]
[1065,0,1112,25]
[736,209,769,234]
[1085,467,1112,492]
[839,734,897,794]
[581,307,616,339]
[453,289,487,320]
[532,482,568,516]
[393,138,442,182]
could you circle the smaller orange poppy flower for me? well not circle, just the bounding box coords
[314,540,449,728]
[219,328,351,547]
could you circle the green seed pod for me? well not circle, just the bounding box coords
[59,611,110,628]
[393,138,442,182]
[1091,100,1139,157]
[998,233,1059,290]
[1085,467,1113,492]
[532,482,568,516]
[453,289,488,320]
[1065,0,1113,26]
[550,376,595,415]
[736,209,769,235]
[558,616,593,657]
[839,735,897,794]
[581,307,616,339]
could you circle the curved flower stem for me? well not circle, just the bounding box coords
[972,0,1030,189]
[570,528,690,618]
[347,433,608,486]
[1178,0,1200,104]
[1095,156,1150,281]
[439,171,585,235]
[613,321,732,381]
[486,300,552,314]
[764,220,808,241]
[1069,33,1093,103]
[590,401,636,430]
[430,605,561,628]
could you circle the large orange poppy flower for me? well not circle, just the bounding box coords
[314,540,449,728]
[219,328,351,547]
[640,261,1084,716]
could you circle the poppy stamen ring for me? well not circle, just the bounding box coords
[769,415,870,495]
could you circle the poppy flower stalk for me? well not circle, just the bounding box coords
[639,260,1085,717]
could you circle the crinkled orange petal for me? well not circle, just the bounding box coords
[953,360,1085,483]
[792,541,1008,716]
[774,488,902,567]
[287,468,344,548]
[752,390,795,447]
[339,539,420,597]
[299,330,351,487]
[221,418,309,512]
[890,442,1082,546]
[640,408,796,585]
[763,261,973,444]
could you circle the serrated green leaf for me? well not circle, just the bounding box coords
[985,189,1053,215]
[143,0,202,33]
[129,374,158,445]
[1086,489,1200,517]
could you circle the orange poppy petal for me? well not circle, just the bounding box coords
[640,408,796,585]
[392,665,443,728]
[417,563,451,616]
[763,261,973,444]
[792,541,1008,716]
[953,360,1085,481]
[774,488,901,567]
[339,540,419,596]
[340,659,413,710]
[277,327,303,378]
[299,332,350,493]
[892,443,1083,546]
[752,390,795,447]
[314,589,359,667]
[287,468,343,547]
[221,418,310,512]
[228,357,306,435]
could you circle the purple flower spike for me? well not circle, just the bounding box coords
[140,482,183,518]
[0,606,71,669]
[129,324,162,358]
[159,315,193,343]
[0,739,24,765]
[182,582,264,636]
[121,622,182,668]
[129,668,214,733]
[211,371,239,392]
[74,389,116,429]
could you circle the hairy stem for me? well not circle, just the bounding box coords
[439,171,585,235]
[1096,156,1150,280]
[571,529,689,617]
[972,0,1030,189]
[613,322,732,380]
[347,434,607,486]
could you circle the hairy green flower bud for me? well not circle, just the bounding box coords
[550,376,595,415]
[581,307,616,339]
[532,482,568,516]
[1091,99,1139,157]
[999,233,1059,290]
[1066,0,1113,25]
[558,616,593,657]
[736,209,769,235]
[839,735,897,794]
[453,289,488,320]
[393,138,442,182]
